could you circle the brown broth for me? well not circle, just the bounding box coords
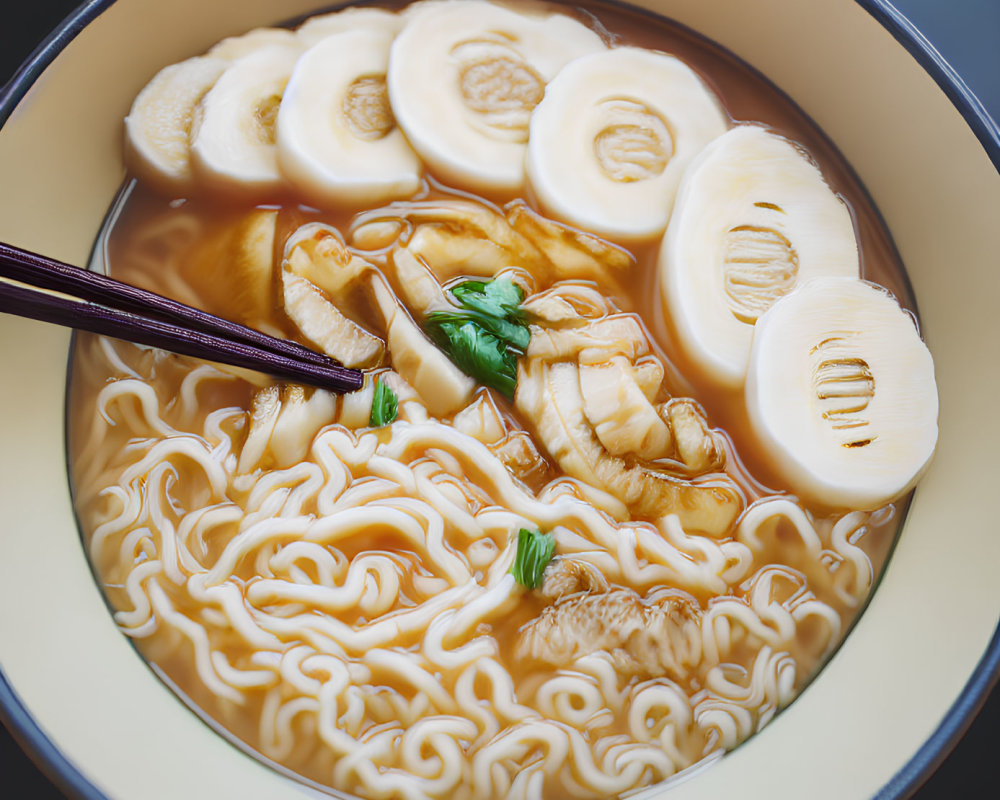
[68,1,912,797]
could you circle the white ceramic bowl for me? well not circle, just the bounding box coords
[1,1,998,798]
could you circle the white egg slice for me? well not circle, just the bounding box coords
[277,28,422,207]
[207,27,300,60]
[190,44,300,196]
[387,0,606,194]
[124,56,229,194]
[745,277,938,510]
[527,46,729,242]
[661,124,860,389]
[295,6,402,46]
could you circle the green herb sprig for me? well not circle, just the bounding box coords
[425,276,530,399]
[510,528,555,590]
[369,377,398,427]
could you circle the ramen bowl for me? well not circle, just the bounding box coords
[1,0,998,798]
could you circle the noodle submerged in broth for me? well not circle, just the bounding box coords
[68,1,937,798]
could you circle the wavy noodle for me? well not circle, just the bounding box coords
[827,511,876,607]
[71,309,892,799]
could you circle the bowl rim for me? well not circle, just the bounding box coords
[1,1,998,798]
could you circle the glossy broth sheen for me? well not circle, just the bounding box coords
[69,2,909,798]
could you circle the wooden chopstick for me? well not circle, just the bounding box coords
[0,242,363,393]
[0,242,332,364]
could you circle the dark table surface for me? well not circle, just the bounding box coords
[1,0,998,798]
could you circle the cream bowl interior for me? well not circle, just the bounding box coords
[1,0,998,798]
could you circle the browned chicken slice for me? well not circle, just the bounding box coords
[407,224,540,282]
[387,245,451,317]
[505,200,634,299]
[280,222,384,368]
[537,558,609,600]
[526,314,651,364]
[346,198,637,300]
[283,221,370,298]
[516,584,703,680]
[516,358,742,534]
[352,198,550,284]
[515,302,739,529]
[399,199,539,257]
[660,399,725,474]
[452,394,552,487]
[490,431,552,488]
[580,356,672,460]
[520,283,615,323]
[238,382,365,473]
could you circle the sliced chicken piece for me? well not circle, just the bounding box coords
[339,376,379,429]
[491,431,551,488]
[506,200,634,299]
[453,394,551,486]
[388,245,451,317]
[281,274,383,368]
[578,355,724,472]
[238,384,281,474]
[283,222,370,298]
[238,382,347,473]
[520,283,615,323]
[341,197,638,305]
[370,276,475,417]
[452,393,507,444]
[399,199,541,257]
[237,372,429,475]
[633,357,665,402]
[660,399,726,474]
[538,558,609,600]
[517,360,741,533]
[580,356,671,460]
[268,385,339,468]
[351,198,550,284]
[224,209,280,328]
[280,223,384,367]
[515,587,702,680]
[516,358,599,487]
[526,314,650,364]
[407,224,526,281]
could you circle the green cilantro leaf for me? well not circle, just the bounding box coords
[452,276,525,321]
[427,308,530,353]
[425,316,518,398]
[369,377,398,427]
[424,275,530,398]
[510,528,556,590]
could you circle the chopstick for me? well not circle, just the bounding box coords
[0,242,363,393]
